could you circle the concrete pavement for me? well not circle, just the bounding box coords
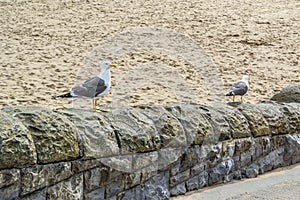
[172,163,300,200]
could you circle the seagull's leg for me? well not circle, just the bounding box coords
[241,96,243,103]
[232,96,235,102]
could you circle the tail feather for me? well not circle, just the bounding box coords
[225,91,234,96]
[53,92,73,99]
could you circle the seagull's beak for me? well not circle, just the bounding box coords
[110,63,117,68]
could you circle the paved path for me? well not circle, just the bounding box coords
[172,163,300,200]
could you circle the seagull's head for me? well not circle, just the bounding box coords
[242,75,250,85]
[100,61,117,71]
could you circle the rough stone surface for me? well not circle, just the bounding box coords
[0,184,19,200]
[0,111,36,169]
[56,109,119,159]
[237,104,270,137]
[144,172,170,200]
[85,187,104,200]
[271,83,300,103]
[0,101,300,199]
[21,162,73,195]
[254,102,290,135]
[47,175,83,200]
[2,107,80,164]
[0,169,20,189]
[213,103,251,139]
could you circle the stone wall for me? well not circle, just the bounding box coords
[1,99,300,199]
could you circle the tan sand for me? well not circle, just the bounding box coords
[0,0,299,110]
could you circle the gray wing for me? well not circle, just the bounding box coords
[229,81,248,95]
[71,76,107,98]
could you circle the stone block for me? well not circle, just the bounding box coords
[0,110,36,169]
[21,162,73,196]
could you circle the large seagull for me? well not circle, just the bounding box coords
[225,75,250,102]
[56,61,117,111]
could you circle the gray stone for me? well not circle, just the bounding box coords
[144,172,170,200]
[117,186,145,200]
[198,171,209,188]
[170,169,190,187]
[21,162,73,196]
[237,104,270,137]
[21,189,47,200]
[0,169,20,189]
[214,103,251,139]
[0,184,19,200]
[105,176,126,198]
[111,106,160,153]
[186,176,199,191]
[254,102,290,135]
[280,104,300,134]
[2,107,80,164]
[57,109,119,159]
[85,187,104,200]
[245,164,259,178]
[209,159,235,184]
[47,175,83,200]
[84,167,102,192]
[0,111,36,169]
[170,182,186,196]
[141,106,186,149]
[271,83,300,103]
[191,163,205,176]
[284,134,300,162]
[124,172,141,189]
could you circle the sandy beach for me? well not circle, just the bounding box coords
[0,0,299,110]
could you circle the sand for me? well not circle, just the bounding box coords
[0,0,299,110]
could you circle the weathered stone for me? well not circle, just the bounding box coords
[283,134,300,163]
[141,106,186,149]
[84,167,102,192]
[280,104,300,134]
[237,104,270,137]
[0,111,36,169]
[47,175,83,200]
[170,182,186,196]
[144,171,169,200]
[170,169,190,187]
[117,185,145,200]
[0,184,19,200]
[252,137,271,161]
[271,83,300,103]
[180,146,200,170]
[209,159,235,185]
[85,187,104,200]
[244,164,259,178]
[110,106,160,153]
[158,147,186,171]
[199,143,222,166]
[257,147,284,174]
[186,176,199,191]
[254,102,290,135]
[124,172,141,189]
[21,162,73,195]
[57,109,119,159]
[221,140,236,158]
[2,107,80,164]
[214,103,251,139]
[21,188,47,200]
[197,104,231,142]
[198,171,209,188]
[0,169,20,189]
[132,151,158,172]
[71,159,103,174]
[165,104,213,145]
[191,163,205,176]
[105,176,126,198]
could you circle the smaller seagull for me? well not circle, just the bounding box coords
[56,61,117,112]
[225,75,250,102]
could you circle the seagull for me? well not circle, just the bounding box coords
[56,61,117,111]
[225,75,250,102]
